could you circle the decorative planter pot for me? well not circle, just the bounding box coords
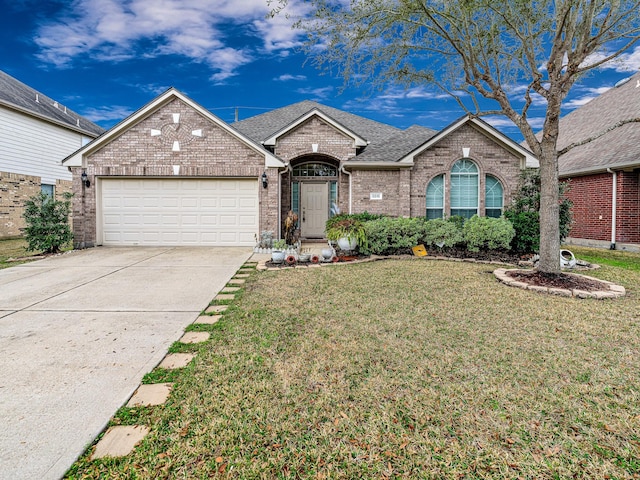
[337,236,358,252]
[271,250,286,264]
[321,248,334,261]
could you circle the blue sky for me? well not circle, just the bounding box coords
[2,0,640,142]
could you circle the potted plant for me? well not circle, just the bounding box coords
[271,239,287,264]
[325,216,367,252]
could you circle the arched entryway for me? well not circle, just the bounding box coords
[286,156,340,239]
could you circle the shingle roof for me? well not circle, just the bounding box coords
[557,71,640,176]
[0,70,105,137]
[349,124,438,163]
[232,100,401,146]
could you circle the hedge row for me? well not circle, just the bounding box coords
[358,215,515,255]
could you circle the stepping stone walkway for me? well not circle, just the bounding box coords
[221,287,240,293]
[91,426,150,460]
[234,274,250,278]
[205,305,228,314]
[214,293,235,301]
[194,314,221,324]
[127,383,173,407]
[227,278,246,285]
[158,353,195,369]
[179,331,210,344]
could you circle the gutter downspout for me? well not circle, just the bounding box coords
[607,168,617,249]
[340,164,352,214]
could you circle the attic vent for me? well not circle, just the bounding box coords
[614,77,631,88]
[35,94,40,103]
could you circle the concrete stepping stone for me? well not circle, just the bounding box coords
[91,425,150,459]
[227,279,246,285]
[179,331,210,344]
[234,274,250,278]
[194,314,221,324]
[127,383,173,407]
[158,353,195,369]
[205,305,228,314]
[214,293,235,301]
[221,287,241,293]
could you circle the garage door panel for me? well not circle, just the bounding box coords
[101,179,258,246]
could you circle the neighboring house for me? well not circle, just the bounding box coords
[63,88,537,248]
[557,71,640,251]
[0,70,104,238]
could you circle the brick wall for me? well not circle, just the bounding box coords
[0,171,41,238]
[409,123,522,217]
[275,117,357,162]
[567,171,639,244]
[351,170,403,216]
[74,98,275,247]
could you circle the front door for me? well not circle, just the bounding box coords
[301,182,328,238]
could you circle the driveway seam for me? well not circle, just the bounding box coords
[12,248,175,314]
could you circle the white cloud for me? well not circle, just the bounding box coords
[275,74,307,81]
[562,86,611,109]
[295,86,333,99]
[33,0,304,82]
[81,105,133,122]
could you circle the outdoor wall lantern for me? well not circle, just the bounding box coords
[81,170,90,188]
[261,171,268,189]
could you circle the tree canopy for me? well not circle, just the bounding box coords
[273,0,640,273]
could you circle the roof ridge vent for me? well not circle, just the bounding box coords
[614,77,631,88]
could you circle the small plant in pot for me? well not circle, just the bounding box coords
[325,216,367,252]
[271,239,287,264]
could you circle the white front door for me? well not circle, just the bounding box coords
[300,182,328,238]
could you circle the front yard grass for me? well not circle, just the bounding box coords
[0,238,38,269]
[68,253,639,479]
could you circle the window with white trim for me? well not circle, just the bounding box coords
[450,159,478,219]
[485,175,504,218]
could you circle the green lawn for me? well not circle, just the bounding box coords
[0,238,40,269]
[66,248,640,479]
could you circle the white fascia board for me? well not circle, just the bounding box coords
[62,88,285,169]
[263,109,368,148]
[398,116,539,168]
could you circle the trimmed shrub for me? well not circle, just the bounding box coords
[361,217,426,255]
[504,210,540,254]
[422,218,464,249]
[463,215,515,252]
[326,212,386,231]
[23,192,73,254]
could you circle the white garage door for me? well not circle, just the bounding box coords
[101,178,259,246]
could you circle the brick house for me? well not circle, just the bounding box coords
[0,70,104,238]
[63,88,537,248]
[558,72,640,251]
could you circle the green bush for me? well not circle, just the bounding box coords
[360,217,426,255]
[504,169,573,254]
[463,215,515,252]
[423,218,464,248]
[326,212,386,231]
[23,192,73,254]
[504,210,540,254]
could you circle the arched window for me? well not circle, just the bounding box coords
[485,175,504,218]
[292,162,337,177]
[426,174,444,220]
[450,159,478,219]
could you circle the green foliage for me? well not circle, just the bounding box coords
[22,192,73,254]
[360,217,426,255]
[325,215,368,248]
[463,215,515,252]
[504,210,540,254]
[447,215,466,231]
[272,239,287,250]
[423,218,464,249]
[504,169,573,254]
[326,212,385,230]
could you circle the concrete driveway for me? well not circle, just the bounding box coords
[0,246,252,480]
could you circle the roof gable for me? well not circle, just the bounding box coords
[399,115,538,168]
[0,70,104,137]
[63,88,283,168]
[263,108,369,147]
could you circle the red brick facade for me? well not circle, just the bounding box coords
[70,91,529,247]
[566,171,640,246]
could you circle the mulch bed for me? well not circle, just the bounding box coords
[505,270,608,292]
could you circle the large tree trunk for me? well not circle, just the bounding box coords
[538,142,561,274]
